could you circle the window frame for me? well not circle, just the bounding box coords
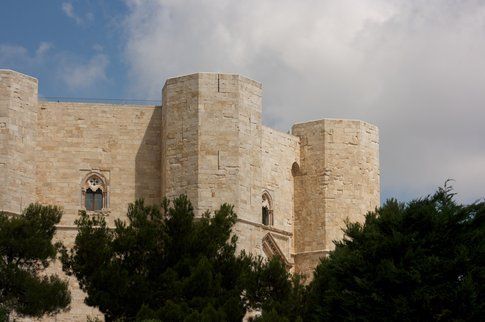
[262,191,274,226]
[81,172,109,213]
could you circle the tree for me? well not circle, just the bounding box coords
[242,256,305,321]
[60,196,260,321]
[0,204,71,320]
[304,186,485,321]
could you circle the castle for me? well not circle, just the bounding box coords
[0,69,380,321]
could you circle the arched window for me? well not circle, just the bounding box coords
[262,191,273,226]
[81,173,108,211]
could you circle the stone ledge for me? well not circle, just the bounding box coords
[237,218,292,237]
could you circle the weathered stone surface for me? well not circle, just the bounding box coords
[0,70,38,215]
[36,101,161,227]
[292,119,380,276]
[0,70,380,321]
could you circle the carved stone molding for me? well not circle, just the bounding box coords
[262,232,291,269]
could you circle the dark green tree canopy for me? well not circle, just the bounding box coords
[0,204,71,319]
[243,255,305,322]
[305,186,485,321]
[61,196,278,321]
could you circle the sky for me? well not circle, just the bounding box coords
[1,0,484,204]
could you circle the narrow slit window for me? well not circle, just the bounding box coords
[262,206,270,225]
[262,191,273,226]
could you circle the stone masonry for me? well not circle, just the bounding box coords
[0,69,380,321]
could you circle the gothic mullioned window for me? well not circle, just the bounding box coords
[262,191,273,226]
[81,173,108,211]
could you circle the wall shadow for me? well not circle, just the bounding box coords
[134,105,163,206]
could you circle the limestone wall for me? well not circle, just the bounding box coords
[0,70,38,215]
[0,69,381,319]
[259,126,300,261]
[161,74,199,207]
[196,73,263,222]
[39,230,104,322]
[292,119,380,277]
[261,126,299,230]
[161,72,263,217]
[33,101,162,321]
[162,73,267,256]
[36,102,162,227]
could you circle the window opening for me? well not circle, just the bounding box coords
[262,191,273,226]
[81,172,108,212]
[85,188,103,211]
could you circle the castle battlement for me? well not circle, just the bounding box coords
[0,69,379,321]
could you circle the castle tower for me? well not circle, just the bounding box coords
[161,73,263,221]
[161,73,267,255]
[0,70,38,214]
[291,119,380,276]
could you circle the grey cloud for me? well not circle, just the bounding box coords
[122,0,485,203]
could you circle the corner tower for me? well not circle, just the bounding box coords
[161,73,263,222]
[0,70,38,214]
[292,119,380,277]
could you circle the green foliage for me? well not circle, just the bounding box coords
[0,204,70,319]
[305,186,485,321]
[61,196,269,321]
[243,256,305,321]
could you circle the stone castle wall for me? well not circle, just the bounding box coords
[162,73,264,221]
[0,70,38,215]
[161,74,199,207]
[36,101,162,227]
[260,126,300,258]
[0,69,380,320]
[35,101,162,321]
[292,119,380,277]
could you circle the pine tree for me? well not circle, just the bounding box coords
[60,196,256,321]
[0,204,70,320]
[305,186,485,321]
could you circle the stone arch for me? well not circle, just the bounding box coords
[262,233,291,269]
[81,171,109,211]
[262,190,273,226]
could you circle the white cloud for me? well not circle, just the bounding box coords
[62,2,94,25]
[0,42,52,66]
[36,42,52,56]
[0,44,29,64]
[59,53,109,90]
[120,0,485,203]
[0,42,108,92]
